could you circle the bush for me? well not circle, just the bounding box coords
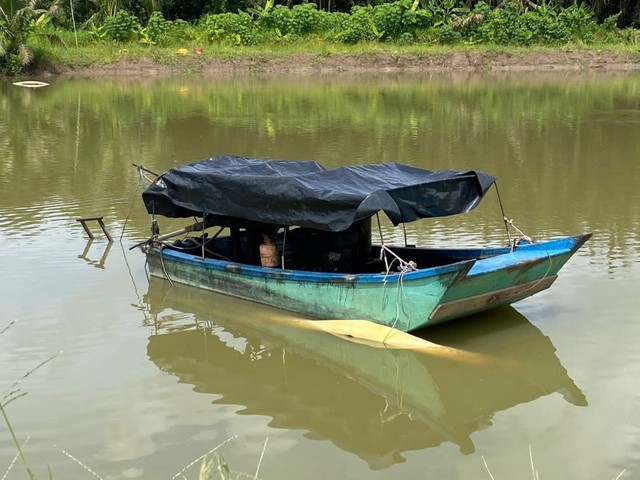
[260,4,292,35]
[146,11,168,44]
[260,3,327,38]
[168,19,197,42]
[37,0,636,49]
[557,3,597,43]
[439,23,462,44]
[321,11,350,40]
[103,9,140,42]
[0,54,26,75]
[397,31,414,45]
[289,3,326,36]
[445,1,603,47]
[473,2,525,45]
[201,11,259,45]
[333,6,378,44]
[372,1,415,40]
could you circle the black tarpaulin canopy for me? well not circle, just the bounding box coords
[142,155,496,232]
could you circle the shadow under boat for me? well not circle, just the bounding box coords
[143,278,587,470]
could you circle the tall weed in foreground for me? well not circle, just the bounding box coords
[481,445,626,480]
[0,319,46,479]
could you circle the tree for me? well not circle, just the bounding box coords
[0,0,59,74]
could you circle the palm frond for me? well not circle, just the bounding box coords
[47,2,61,20]
[17,42,33,65]
[0,6,9,24]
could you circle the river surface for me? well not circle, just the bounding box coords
[1,72,639,479]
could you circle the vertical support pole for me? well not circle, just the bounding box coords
[97,218,113,242]
[79,220,94,240]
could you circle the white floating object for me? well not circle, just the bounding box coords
[12,81,49,88]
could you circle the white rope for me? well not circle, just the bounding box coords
[378,245,417,340]
[379,245,417,277]
[504,216,533,249]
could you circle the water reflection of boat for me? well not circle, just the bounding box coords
[143,278,587,470]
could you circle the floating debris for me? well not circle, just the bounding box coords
[12,81,49,88]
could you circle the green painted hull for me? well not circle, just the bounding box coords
[145,234,590,330]
[146,247,473,332]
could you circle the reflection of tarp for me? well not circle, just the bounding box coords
[142,155,496,231]
[144,279,586,470]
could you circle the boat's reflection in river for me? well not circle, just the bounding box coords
[143,278,586,470]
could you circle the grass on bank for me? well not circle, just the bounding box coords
[26,31,640,74]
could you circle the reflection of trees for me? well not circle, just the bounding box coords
[0,74,638,257]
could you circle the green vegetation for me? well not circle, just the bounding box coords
[0,0,60,74]
[1,0,639,74]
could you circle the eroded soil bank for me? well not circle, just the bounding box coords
[36,49,640,77]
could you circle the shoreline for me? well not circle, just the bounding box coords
[34,49,640,77]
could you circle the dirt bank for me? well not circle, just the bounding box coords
[39,49,640,77]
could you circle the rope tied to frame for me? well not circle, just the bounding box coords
[494,181,534,251]
[503,216,534,251]
[158,245,174,287]
[378,246,417,340]
[379,244,417,278]
[375,213,418,338]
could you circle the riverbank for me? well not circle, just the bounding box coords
[32,48,640,77]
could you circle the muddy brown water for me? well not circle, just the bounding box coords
[1,72,639,479]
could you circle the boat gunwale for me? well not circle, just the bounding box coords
[145,233,591,284]
[399,233,591,259]
[146,246,477,284]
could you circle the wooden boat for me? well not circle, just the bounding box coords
[143,279,587,466]
[137,155,590,331]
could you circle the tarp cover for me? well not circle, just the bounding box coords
[142,155,496,232]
